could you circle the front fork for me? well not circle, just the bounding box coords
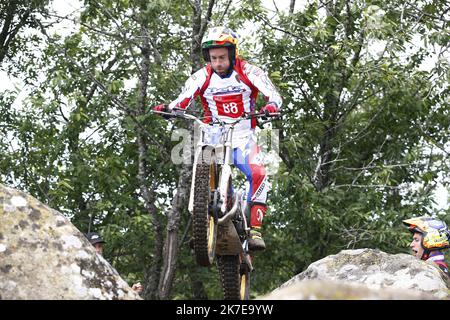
[188,146,205,214]
[188,146,233,216]
[218,128,234,214]
[188,128,234,216]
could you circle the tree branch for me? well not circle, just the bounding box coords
[0,6,31,63]
[248,9,317,48]
[199,0,216,41]
[219,0,233,24]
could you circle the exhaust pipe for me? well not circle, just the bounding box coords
[218,191,243,225]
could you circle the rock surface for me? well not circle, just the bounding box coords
[260,279,438,300]
[0,184,141,300]
[260,248,450,300]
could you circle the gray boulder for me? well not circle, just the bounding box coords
[0,184,141,300]
[259,279,438,300]
[261,248,450,300]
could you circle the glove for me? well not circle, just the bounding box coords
[153,104,167,113]
[152,104,174,120]
[260,103,279,117]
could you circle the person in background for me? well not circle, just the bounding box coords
[85,232,105,255]
[403,216,449,277]
[85,232,143,294]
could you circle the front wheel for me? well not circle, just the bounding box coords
[192,156,218,267]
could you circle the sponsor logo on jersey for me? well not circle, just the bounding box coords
[256,208,263,222]
[254,178,267,199]
[205,85,246,95]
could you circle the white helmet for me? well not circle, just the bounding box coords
[201,26,239,63]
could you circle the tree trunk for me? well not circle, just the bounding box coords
[158,0,215,299]
[313,2,347,192]
[0,1,33,64]
[158,161,192,299]
[289,0,295,15]
[135,21,164,300]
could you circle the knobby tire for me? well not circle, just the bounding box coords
[193,157,218,267]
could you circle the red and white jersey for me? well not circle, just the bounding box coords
[168,58,282,138]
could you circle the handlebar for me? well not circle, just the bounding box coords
[152,107,280,127]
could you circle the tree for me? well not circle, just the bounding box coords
[158,0,217,300]
[0,0,52,75]
[243,0,449,293]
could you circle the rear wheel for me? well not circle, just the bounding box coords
[217,255,251,300]
[217,255,240,300]
[192,153,218,267]
[239,263,251,300]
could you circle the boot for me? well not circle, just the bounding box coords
[248,202,267,251]
[248,227,266,251]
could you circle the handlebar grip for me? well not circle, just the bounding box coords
[151,110,176,119]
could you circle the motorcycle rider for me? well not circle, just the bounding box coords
[153,26,282,251]
[403,216,450,277]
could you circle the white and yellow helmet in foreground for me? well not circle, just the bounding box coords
[403,216,450,250]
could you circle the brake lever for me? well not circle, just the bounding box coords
[257,112,281,127]
[151,110,177,119]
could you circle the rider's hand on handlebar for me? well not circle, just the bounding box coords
[153,104,168,113]
[260,103,280,118]
[152,104,175,119]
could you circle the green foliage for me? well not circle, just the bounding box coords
[245,0,450,296]
[0,0,52,73]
